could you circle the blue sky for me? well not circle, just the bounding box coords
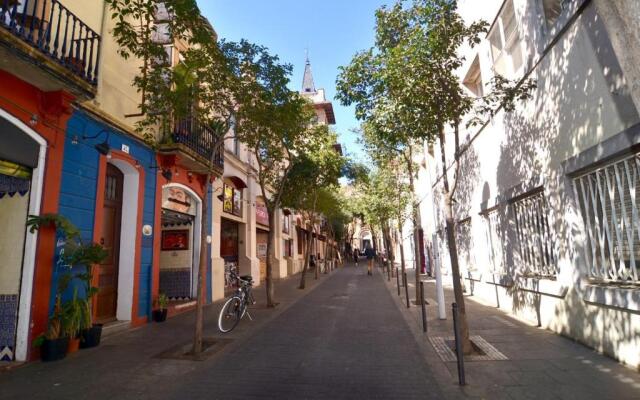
[200,0,390,163]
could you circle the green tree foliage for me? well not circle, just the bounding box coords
[336,0,536,353]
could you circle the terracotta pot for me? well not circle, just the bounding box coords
[67,337,80,353]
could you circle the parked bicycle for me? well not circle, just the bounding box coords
[217,271,255,333]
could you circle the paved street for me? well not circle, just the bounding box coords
[0,265,443,400]
[3,263,640,400]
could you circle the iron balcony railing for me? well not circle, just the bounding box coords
[172,118,224,170]
[0,0,101,85]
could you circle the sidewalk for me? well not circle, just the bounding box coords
[0,268,330,400]
[382,265,640,399]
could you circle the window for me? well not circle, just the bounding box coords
[482,209,505,273]
[230,115,240,156]
[283,214,290,234]
[284,239,293,258]
[297,226,304,255]
[511,190,558,277]
[463,56,483,97]
[456,218,475,273]
[487,0,524,77]
[223,184,243,217]
[542,0,568,28]
[573,154,640,283]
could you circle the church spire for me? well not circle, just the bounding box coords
[301,52,316,94]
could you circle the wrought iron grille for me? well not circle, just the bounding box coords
[482,209,505,273]
[172,118,224,169]
[573,153,640,283]
[512,190,558,277]
[0,0,101,85]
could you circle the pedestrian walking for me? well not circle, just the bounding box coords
[353,248,359,266]
[364,245,376,276]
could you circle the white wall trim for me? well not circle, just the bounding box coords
[162,183,202,298]
[0,108,47,362]
[109,159,139,322]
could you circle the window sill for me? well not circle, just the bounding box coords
[583,283,640,312]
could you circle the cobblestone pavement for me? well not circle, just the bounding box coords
[0,265,444,400]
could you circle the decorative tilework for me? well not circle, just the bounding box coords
[159,269,191,299]
[0,294,18,361]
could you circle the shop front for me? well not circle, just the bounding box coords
[220,218,239,294]
[255,197,269,281]
[0,71,72,362]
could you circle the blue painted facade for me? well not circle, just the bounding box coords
[49,110,158,320]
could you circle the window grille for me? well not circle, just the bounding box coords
[456,219,475,273]
[512,190,558,277]
[482,209,505,273]
[573,154,640,283]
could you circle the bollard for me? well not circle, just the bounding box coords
[420,281,427,333]
[452,303,466,386]
[403,273,410,308]
[396,269,401,296]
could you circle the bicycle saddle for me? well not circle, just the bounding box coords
[239,275,253,282]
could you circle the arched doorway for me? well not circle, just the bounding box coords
[0,109,47,362]
[159,184,202,301]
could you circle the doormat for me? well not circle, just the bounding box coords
[155,337,233,361]
[429,335,508,362]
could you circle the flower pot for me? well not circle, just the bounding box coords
[80,324,103,349]
[67,337,80,353]
[152,309,168,322]
[41,337,69,362]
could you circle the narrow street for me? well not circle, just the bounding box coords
[0,265,442,400]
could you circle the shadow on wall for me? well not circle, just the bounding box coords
[492,4,639,348]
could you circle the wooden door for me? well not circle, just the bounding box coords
[257,230,268,281]
[96,164,123,323]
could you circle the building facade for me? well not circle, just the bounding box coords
[420,0,640,368]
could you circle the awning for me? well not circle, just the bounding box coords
[0,117,40,168]
[226,176,247,189]
[282,208,292,216]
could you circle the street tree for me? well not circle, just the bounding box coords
[280,127,345,289]
[336,0,535,353]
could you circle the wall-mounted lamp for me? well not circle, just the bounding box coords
[161,169,173,181]
[74,129,111,157]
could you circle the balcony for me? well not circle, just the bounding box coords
[158,118,225,174]
[0,0,100,98]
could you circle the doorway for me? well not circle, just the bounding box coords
[96,164,123,323]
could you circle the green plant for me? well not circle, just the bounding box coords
[156,293,169,310]
[26,213,80,239]
[33,273,72,347]
[62,289,86,338]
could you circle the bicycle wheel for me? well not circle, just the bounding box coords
[218,296,242,333]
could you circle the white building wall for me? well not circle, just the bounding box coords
[423,0,640,368]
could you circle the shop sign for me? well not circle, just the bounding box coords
[256,199,269,226]
[162,187,195,215]
[223,185,233,214]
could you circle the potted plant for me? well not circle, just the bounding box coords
[33,274,72,362]
[63,242,108,349]
[152,293,169,322]
[63,288,85,353]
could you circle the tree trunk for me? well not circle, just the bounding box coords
[314,228,320,280]
[438,126,472,354]
[398,220,406,278]
[299,220,314,289]
[192,179,209,354]
[406,151,423,302]
[265,209,277,307]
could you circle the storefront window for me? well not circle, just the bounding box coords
[223,184,242,217]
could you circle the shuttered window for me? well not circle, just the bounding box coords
[511,190,558,277]
[573,154,640,283]
[482,209,505,273]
